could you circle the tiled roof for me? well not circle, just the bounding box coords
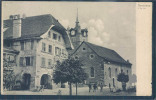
[84,42,131,65]
[3,14,73,49]
[3,14,65,39]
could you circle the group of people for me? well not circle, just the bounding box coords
[88,83,103,92]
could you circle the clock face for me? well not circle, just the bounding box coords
[71,31,75,35]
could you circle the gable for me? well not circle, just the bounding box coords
[71,41,131,65]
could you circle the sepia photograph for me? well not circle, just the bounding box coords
[1,1,152,96]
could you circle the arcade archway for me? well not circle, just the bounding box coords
[40,74,52,89]
[22,73,31,90]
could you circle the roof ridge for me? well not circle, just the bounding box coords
[83,41,130,65]
[22,14,51,19]
[84,41,114,51]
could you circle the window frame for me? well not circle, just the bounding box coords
[55,47,61,56]
[90,67,95,78]
[41,57,46,67]
[108,67,111,78]
[42,42,46,52]
[58,36,61,42]
[25,57,31,66]
[20,41,24,50]
[20,57,24,67]
[53,33,57,40]
[49,45,52,54]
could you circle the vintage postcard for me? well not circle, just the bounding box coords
[1,1,152,96]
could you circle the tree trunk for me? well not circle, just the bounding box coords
[69,82,72,95]
[76,83,77,95]
[122,82,126,91]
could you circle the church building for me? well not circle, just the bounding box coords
[67,12,132,90]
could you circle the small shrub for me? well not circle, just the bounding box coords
[126,86,136,92]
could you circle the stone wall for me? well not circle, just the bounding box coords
[72,42,132,90]
[104,62,132,90]
[72,43,104,84]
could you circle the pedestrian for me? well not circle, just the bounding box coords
[93,83,96,92]
[88,83,92,92]
[109,83,111,92]
[100,83,103,92]
[57,89,62,95]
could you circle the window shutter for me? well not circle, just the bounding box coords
[23,57,26,67]
[20,57,23,67]
[31,56,34,66]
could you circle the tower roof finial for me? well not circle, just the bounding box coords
[76,8,79,23]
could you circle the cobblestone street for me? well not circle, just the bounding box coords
[3,87,136,96]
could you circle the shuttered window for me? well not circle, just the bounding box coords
[20,57,33,67]
[42,42,46,52]
[20,57,24,66]
[55,47,61,56]
[49,45,52,53]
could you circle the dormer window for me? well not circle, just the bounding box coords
[53,33,57,40]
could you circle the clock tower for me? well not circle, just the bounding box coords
[68,9,88,49]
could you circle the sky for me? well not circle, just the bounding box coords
[2,2,136,74]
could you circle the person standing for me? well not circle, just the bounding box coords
[93,83,96,92]
[100,83,103,92]
[88,83,92,92]
[109,83,111,92]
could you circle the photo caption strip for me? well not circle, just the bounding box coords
[136,2,152,96]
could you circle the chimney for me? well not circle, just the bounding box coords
[10,14,22,38]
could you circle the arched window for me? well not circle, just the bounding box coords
[90,67,94,77]
[113,78,115,87]
[108,67,111,78]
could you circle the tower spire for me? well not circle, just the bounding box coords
[76,8,79,23]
